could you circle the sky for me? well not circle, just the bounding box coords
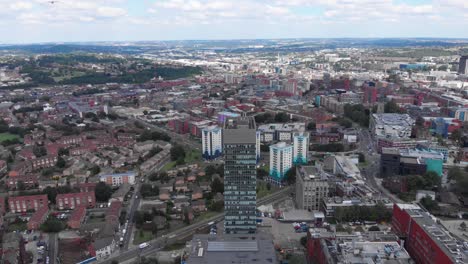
[1,0,468,43]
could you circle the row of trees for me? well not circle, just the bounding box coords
[311,143,345,152]
[344,104,370,127]
[255,112,293,124]
[334,203,392,223]
[138,130,171,142]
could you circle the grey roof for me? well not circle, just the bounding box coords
[223,128,256,144]
[94,236,114,251]
[186,234,277,264]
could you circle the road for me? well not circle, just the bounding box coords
[121,155,172,250]
[99,187,293,264]
[48,233,58,264]
[358,129,403,203]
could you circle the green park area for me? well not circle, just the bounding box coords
[0,133,20,143]
[133,230,154,245]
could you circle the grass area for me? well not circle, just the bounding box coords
[87,215,106,224]
[195,211,220,223]
[8,221,27,232]
[161,161,177,171]
[0,133,20,142]
[163,242,186,251]
[133,230,154,245]
[257,181,274,199]
[52,69,86,82]
[398,192,416,202]
[161,149,201,171]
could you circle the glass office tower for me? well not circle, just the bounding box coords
[223,117,257,234]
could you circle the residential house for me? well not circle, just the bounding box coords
[56,192,96,210]
[68,206,86,229]
[191,187,203,200]
[27,206,49,230]
[199,181,211,192]
[173,196,190,209]
[159,189,171,201]
[99,171,136,186]
[9,194,48,213]
[175,183,189,193]
[191,200,206,212]
[105,201,122,224]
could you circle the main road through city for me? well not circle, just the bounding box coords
[99,186,293,264]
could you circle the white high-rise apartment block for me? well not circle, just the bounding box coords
[269,142,293,184]
[202,126,222,160]
[293,132,309,165]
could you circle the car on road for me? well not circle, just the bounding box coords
[139,242,150,249]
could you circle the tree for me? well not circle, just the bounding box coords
[41,216,65,232]
[460,222,467,231]
[300,236,307,247]
[111,261,119,264]
[274,112,290,123]
[143,110,148,115]
[285,167,296,185]
[211,177,224,194]
[134,211,144,228]
[140,183,159,198]
[384,100,404,114]
[160,107,167,112]
[260,144,269,152]
[151,222,158,235]
[90,165,101,176]
[266,182,272,191]
[170,145,186,161]
[307,122,316,130]
[358,153,366,163]
[17,181,26,191]
[56,156,66,168]
[209,200,223,212]
[33,145,47,157]
[420,196,439,212]
[450,129,462,142]
[95,182,113,202]
[368,226,380,231]
[58,148,69,156]
[257,168,268,180]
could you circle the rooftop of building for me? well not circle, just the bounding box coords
[396,203,467,263]
[257,122,305,132]
[270,141,292,150]
[187,234,276,264]
[382,148,444,160]
[297,166,326,181]
[223,117,257,144]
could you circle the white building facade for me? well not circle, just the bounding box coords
[293,132,309,165]
[269,142,293,184]
[201,126,222,160]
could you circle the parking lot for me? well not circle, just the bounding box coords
[24,231,49,264]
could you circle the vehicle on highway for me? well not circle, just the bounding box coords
[139,242,150,249]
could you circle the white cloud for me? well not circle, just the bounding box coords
[97,6,127,17]
[10,1,33,10]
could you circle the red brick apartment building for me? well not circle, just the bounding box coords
[392,203,462,264]
[67,206,86,229]
[27,206,49,230]
[56,192,96,210]
[9,194,48,213]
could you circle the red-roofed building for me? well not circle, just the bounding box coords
[105,201,122,224]
[0,196,6,215]
[27,206,49,230]
[56,192,96,210]
[67,206,86,229]
[9,194,48,213]
[6,174,39,190]
[30,155,58,170]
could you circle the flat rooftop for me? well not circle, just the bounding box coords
[186,234,277,264]
[223,117,257,144]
